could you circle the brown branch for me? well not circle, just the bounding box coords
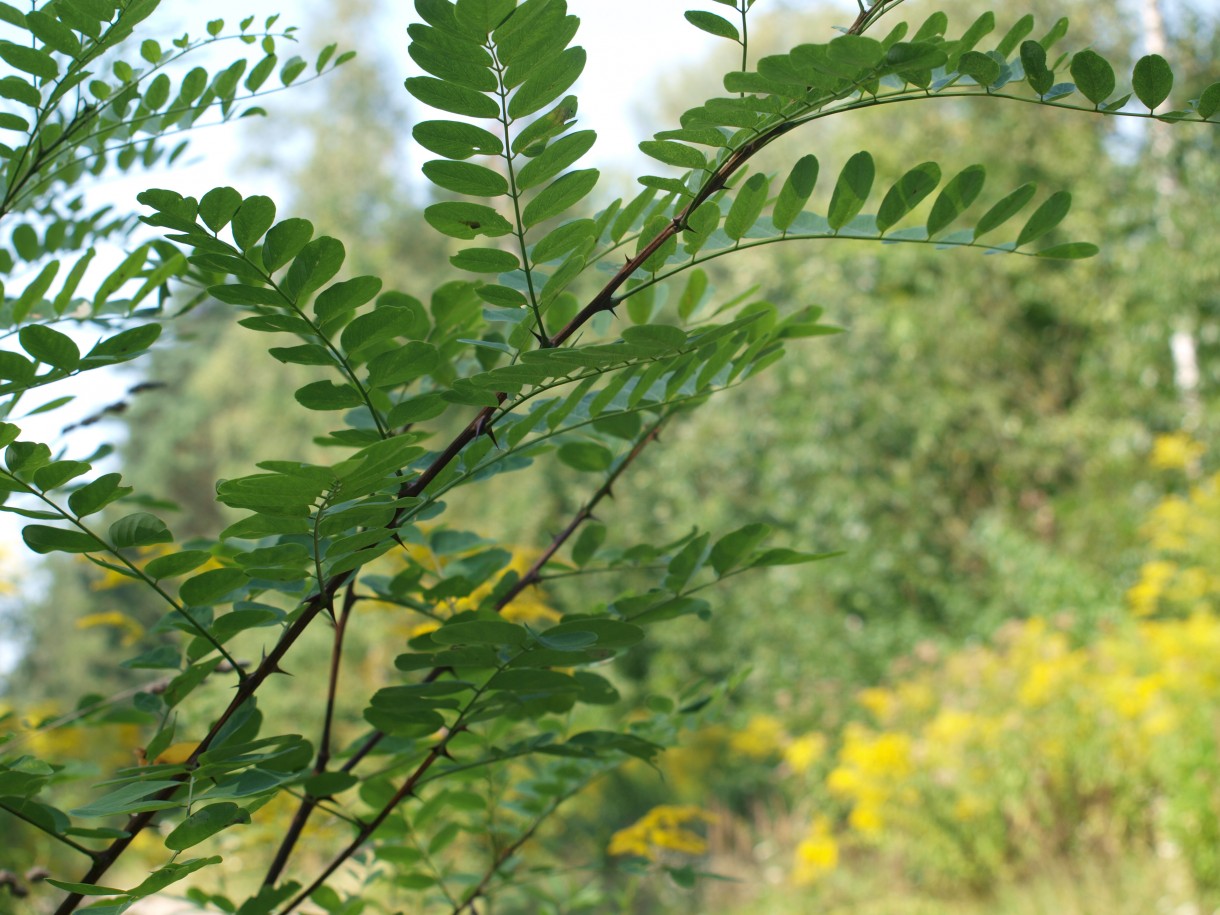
[262,581,359,886]
[493,416,666,612]
[51,572,350,915]
[277,726,467,915]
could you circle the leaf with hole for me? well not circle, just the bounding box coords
[413,119,503,159]
[425,202,513,239]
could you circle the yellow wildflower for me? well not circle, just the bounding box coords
[783,734,827,775]
[76,610,144,646]
[729,714,786,759]
[793,816,839,884]
[1150,432,1205,471]
[607,805,716,861]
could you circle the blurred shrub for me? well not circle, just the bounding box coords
[785,436,1220,899]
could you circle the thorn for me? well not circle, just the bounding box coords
[261,650,292,677]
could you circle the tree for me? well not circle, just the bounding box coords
[0,1,1215,913]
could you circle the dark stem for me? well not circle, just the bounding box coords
[261,581,358,886]
[51,573,349,915]
[493,417,666,611]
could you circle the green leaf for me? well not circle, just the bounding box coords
[414,119,503,160]
[772,155,819,233]
[405,75,499,118]
[263,218,315,272]
[269,344,334,366]
[110,512,173,549]
[179,568,248,606]
[957,50,1000,87]
[684,10,739,41]
[283,237,346,301]
[1069,49,1114,106]
[0,40,58,80]
[455,0,515,33]
[557,441,612,472]
[198,187,242,232]
[710,523,771,577]
[19,325,80,372]
[23,525,105,554]
[571,521,605,567]
[127,857,223,899]
[294,381,365,411]
[508,46,585,119]
[678,268,709,319]
[875,161,941,234]
[368,342,440,388]
[231,196,276,250]
[724,173,769,241]
[164,802,249,851]
[145,551,212,581]
[827,151,875,232]
[450,247,519,273]
[84,325,163,366]
[550,618,645,649]
[1132,53,1173,111]
[973,183,1037,240]
[1016,190,1071,247]
[996,13,1034,57]
[1020,40,1053,96]
[517,130,597,190]
[425,202,513,239]
[926,164,985,237]
[69,473,132,516]
[639,139,706,170]
[1036,242,1098,259]
[27,11,82,57]
[13,261,60,323]
[531,218,595,264]
[33,460,90,490]
[431,619,528,646]
[422,160,509,197]
[523,169,599,228]
[280,55,307,85]
[314,276,384,321]
[1197,83,1220,120]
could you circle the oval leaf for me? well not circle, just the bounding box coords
[827,151,875,231]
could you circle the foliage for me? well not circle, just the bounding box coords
[0,0,1213,913]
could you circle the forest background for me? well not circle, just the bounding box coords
[3,0,1220,913]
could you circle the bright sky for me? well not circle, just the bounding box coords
[130,0,728,200]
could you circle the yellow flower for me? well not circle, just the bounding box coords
[76,610,144,646]
[783,734,827,774]
[793,816,839,884]
[729,714,786,759]
[1150,432,1205,471]
[607,805,716,861]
